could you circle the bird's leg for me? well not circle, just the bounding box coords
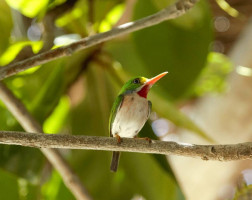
[115,133,121,144]
[134,136,152,144]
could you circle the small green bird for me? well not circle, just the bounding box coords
[109,72,168,172]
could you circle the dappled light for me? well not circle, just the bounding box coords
[236,65,252,77]
[152,118,171,137]
[214,16,230,32]
[242,169,252,186]
[27,24,42,41]
[54,34,81,46]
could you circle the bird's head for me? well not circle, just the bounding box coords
[119,72,168,98]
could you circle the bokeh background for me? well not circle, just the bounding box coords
[0,0,252,199]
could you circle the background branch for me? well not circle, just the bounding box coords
[0,0,198,80]
[0,131,252,161]
[0,82,91,200]
[40,0,78,52]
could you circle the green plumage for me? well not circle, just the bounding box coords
[109,76,145,137]
[109,94,123,137]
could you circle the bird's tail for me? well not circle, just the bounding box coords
[110,151,120,172]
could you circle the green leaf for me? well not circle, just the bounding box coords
[55,179,75,200]
[93,0,123,30]
[30,60,65,124]
[55,0,87,35]
[132,0,213,100]
[99,3,125,32]
[191,52,233,97]
[42,170,68,200]
[0,169,19,199]
[43,96,70,133]
[0,41,43,66]
[5,0,49,18]
[0,0,12,55]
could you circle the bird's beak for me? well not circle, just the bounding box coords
[146,71,168,86]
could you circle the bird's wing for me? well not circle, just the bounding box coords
[109,94,124,137]
[148,100,152,119]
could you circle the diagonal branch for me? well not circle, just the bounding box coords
[0,82,91,200]
[0,130,252,161]
[0,0,198,80]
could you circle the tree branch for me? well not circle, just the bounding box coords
[0,0,198,80]
[0,131,252,161]
[0,82,91,200]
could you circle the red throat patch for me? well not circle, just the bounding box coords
[137,85,150,98]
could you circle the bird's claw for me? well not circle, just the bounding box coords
[143,137,152,144]
[115,134,121,144]
[134,137,152,144]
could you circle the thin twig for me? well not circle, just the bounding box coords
[0,82,91,200]
[0,131,252,161]
[0,0,198,80]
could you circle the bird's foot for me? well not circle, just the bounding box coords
[115,134,122,144]
[134,137,152,144]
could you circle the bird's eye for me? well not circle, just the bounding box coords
[133,78,140,84]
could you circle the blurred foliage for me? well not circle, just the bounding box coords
[232,174,252,200]
[0,41,43,65]
[43,96,70,133]
[41,170,72,200]
[99,3,125,32]
[5,0,49,18]
[0,169,20,199]
[0,0,234,199]
[55,0,89,35]
[0,168,40,200]
[132,0,212,100]
[0,0,12,55]
[215,0,240,18]
[191,52,233,97]
[233,185,252,200]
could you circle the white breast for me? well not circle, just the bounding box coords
[111,93,149,138]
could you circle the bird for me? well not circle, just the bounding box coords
[109,72,168,172]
